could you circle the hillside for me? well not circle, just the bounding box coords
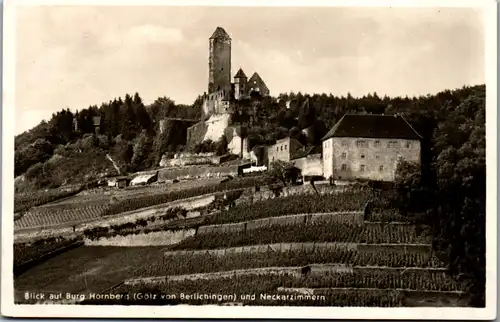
[15,85,484,192]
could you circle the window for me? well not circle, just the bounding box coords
[361,154,365,159]
[341,152,347,159]
[276,147,279,151]
[375,155,380,160]
[285,145,287,151]
[374,140,381,148]
[356,140,368,148]
[280,146,283,151]
[388,141,400,148]
[342,140,348,147]
[360,165,365,172]
[406,142,412,148]
[341,164,347,171]
[379,165,384,172]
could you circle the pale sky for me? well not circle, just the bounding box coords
[15,6,485,134]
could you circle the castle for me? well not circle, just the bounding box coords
[201,27,270,117]
[187,27,270,150]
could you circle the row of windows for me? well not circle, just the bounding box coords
[335,140,412,149]
[340,164,384,172]
[276,144,288,152]
[324,152,381,160]
[325,139,412,149]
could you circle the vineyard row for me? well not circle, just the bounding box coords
[134,246,444,279]
[172,221,432,251]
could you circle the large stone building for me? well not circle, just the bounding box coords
[322,114,422,182]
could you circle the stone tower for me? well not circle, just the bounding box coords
[208,27,232,94]
[233,68,247,100]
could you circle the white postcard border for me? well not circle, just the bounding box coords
[2,0,497,319]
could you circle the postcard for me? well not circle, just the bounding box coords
[2,0,497,319]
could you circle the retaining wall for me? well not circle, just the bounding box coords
[165,242,358,257]
[158,165,238,181]
[236,184,351,205]
[197,211,364,235]
[164,242,431,258]
[84,229,196,247]
[124,264,353,286]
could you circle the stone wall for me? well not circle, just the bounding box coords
[202,90,231,116]
[204,113,231,142]
[157,165,239,181]
[84,229,196,247]
[198,211,364,235]
[186,122,208,151]
[186,114,232,151]
[236,183,343,205]
[160,152,223,167]
[293,153,323,177]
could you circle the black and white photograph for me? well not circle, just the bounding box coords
[2,0,497,319]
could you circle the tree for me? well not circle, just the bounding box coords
[215,135,228,156]
[131,131,153,171]
[267,160,301,186]
[252,145,266,166]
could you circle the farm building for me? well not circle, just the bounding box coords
[267,137,303,164]
[322,114,422,182]
[107,176,131,188]
[291,146,323,181]
[130,172,158,186]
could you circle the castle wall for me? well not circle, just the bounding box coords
[203,114,231,143]
[227,130,243,156]
[202,90,231,116]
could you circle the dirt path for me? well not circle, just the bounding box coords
[106,154,121,175]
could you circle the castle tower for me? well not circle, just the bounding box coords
[208,27,231,94]
[233,68,247,100]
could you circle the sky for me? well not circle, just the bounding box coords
[14,6,485,134]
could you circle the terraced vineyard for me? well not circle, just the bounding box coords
[14,177,263,230]
[14,204,112,230]
[14,188,469,307]
[172,222,432,250]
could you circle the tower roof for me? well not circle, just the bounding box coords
[234,68,247,79]
[210,27,231,40]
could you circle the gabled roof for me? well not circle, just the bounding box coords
[234,68,247,79]
[322,114,422,141]
[291,145,322,160]
[248,72,263,82]
[210,27,231,40]
[248,72,269,93]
